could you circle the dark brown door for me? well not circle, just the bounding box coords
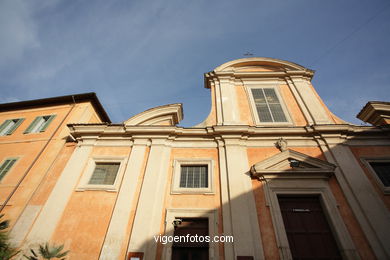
[172,218,209,260]
[278,196,342,260]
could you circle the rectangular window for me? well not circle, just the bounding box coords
[0,158,18,181]
[251,88,287,123]
[24,115,56,134]
[88,162,120,185]
[179,165,208,188]
[0,118,25,136]
[369,162,390,187]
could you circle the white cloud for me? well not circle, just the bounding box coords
[0,0,40,66]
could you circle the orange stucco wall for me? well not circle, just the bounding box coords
[236,85,254,125]
[155,148,223,259]
[0,101,105,234]
[201,85,217,126]
[51,191,117,259]
[247,146,376,259]
[233,81,308,127]
[278,84,307,126]
[50,145,131,259]
[1,105,73,224]
[328,177,376,259]
[252,180,280,260]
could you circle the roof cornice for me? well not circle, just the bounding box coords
[0,92,111,123]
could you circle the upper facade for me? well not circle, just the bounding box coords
[199,57,345,127]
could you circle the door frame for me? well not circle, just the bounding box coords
[265,179,360,260]
[162,209,219,260]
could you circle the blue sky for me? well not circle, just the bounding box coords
[0,0,389,126]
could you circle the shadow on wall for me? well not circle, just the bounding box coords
[13,134,389,260]
[115,141,385,260]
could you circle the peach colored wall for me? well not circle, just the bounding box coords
[251,179,280,260]
[30,143,77,205]
[279,84,308,126]
[247,146,375,259]
[349,146,390,210]
[233,82,308,127]
[50,145,131,259]
[165,149,220,209]
[0,105,72,224]
[155,148,223,259]
[51,191,117,260]
[0,101,105,230]
[0,104,71,141]
[328,177,376,259]
[236,85,254,125]
[210,85,217,125]
[202,85,217,126]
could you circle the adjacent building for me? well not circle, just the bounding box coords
[1,58,389,260]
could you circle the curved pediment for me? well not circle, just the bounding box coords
[250,149,336,179]
[124,103,183,126]
[214,57,311,72]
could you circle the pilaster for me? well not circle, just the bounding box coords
[223,138,265,260]
[127,138,171,259]
[24,144,93,244]
[99,139,149,260]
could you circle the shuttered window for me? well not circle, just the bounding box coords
[88,162,120,185]
[369,162,390,187]
[0,118,25,136]
[0,158,18,181]
[251,88,287,123]
[24,115,56,134]
[179,165,208,188]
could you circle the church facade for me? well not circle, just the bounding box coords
[1,58,389,260]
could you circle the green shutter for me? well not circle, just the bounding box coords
[0,120,12,135]
[0,159,17,181]
[6,118,25,135]
[0,159,11,175]
[40,115,56,132]
[24,117,42,134]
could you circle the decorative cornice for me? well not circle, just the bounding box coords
[357,101,390,126]
[68,124,390,142]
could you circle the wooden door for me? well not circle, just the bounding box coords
[278,196,342,260]
[172,218,209,260]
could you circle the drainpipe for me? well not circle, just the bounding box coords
[0,97,77,213]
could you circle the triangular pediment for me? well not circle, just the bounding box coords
[250,149,335,179]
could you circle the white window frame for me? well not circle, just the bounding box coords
[245,84,292,126]
[361,157,390,194]
[162,208,219,260]
[76,156,126,191]
[171,159,214,194]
